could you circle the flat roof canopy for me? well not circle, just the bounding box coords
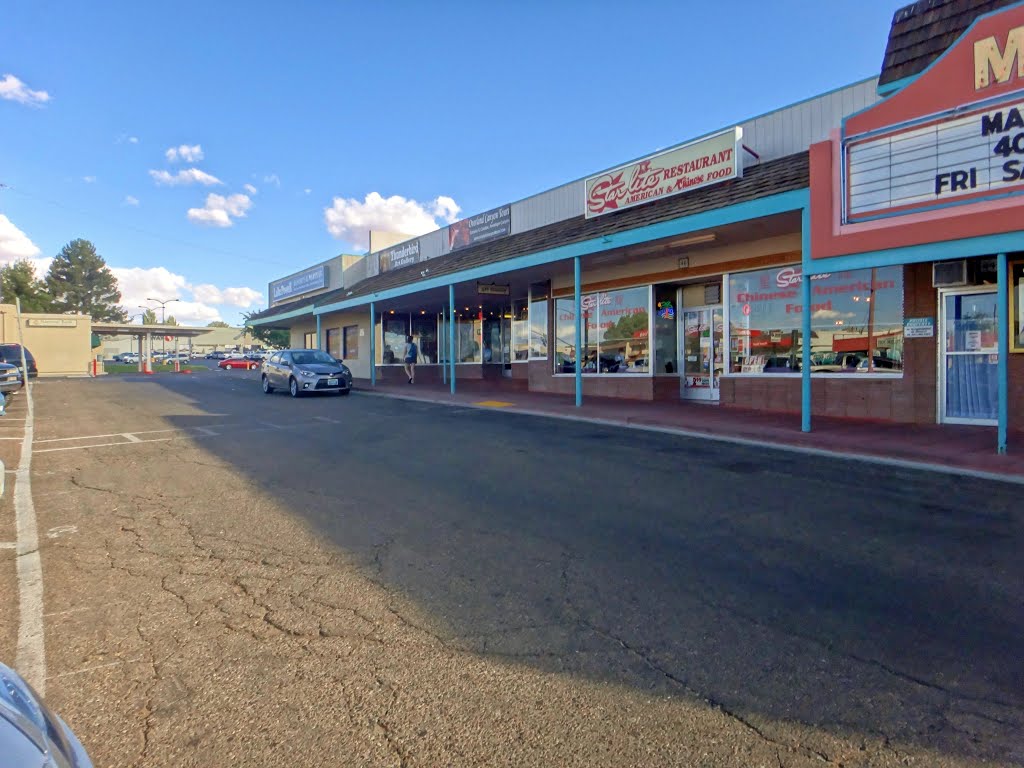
[91,323,214,338]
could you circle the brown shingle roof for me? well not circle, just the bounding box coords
[248,151,808,321]
[879,0,1019,86]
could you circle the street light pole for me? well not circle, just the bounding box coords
[145,297,180,354]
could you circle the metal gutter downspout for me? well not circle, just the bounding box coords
[998,252,1009,454]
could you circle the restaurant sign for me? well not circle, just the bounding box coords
[449,206,511,251]
[585,127,742,218]
[379,240,421,273]
[270,265,327,303]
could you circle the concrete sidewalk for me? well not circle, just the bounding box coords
[357,379,1024,482]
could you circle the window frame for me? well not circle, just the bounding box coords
[343,324,360,360]
[552,285,653,377]
[722,265,906,379]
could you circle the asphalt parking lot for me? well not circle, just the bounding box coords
[1,368,1022,767]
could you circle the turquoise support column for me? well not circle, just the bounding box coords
[800,205,812,433]
[998,252,1009,454]
[449,284,456,394]
[316,315,322,349]
[369,302,376,388]
[441,311,447,385]
[574,255,582,407]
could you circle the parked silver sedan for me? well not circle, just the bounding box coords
[261,349,353,397]
[0,661,93,767]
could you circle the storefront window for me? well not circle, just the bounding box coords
[325,327,341,358]
[512,300,529,361]
[379,314,408,365]
[303,331,316,349]
[457,314,481,362]
[727,265,904,374]
[412,315,437,363]
[553,286,650,374]
[654,285,678,375]
[529,281,549,359]
[1012,259,1024,352]
[343,325,359,359]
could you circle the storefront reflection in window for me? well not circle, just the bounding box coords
[512,300,529,361]
[1012,259,1024,353]
[529,281,549,359]
[412,315,437,363]
[553,286,650,374]
[727,265,904,374]
[379,314,408,365]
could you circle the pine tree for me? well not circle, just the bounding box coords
[0,259,53,312]
[45,239,127,321]
[141,308,158,325]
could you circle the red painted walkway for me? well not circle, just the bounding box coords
[358,379,1024,481]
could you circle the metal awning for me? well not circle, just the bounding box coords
[91,323,213,337]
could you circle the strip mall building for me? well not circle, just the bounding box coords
[250,0,1024,452]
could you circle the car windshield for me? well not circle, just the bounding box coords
[291,351,337,366]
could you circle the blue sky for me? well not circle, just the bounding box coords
[1,0,901,325]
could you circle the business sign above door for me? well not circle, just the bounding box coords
[270,264,327,303]
[585,128,742,218]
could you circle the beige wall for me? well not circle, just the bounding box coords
[0,305,93,376]
[550,233,800,293]
[318,311,372,380]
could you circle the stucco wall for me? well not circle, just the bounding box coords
[0,306,92,376]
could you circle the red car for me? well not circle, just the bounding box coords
[218,357,259,371]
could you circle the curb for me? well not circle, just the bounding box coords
[354,389,1024,486]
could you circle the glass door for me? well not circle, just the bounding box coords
[940,289,998,424]
[681,305,723,401]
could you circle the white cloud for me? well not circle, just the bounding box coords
[149,168,223,186]
[123,195,140,207]
[263,174,281,187]
[112,266,263,325]
[129,136,139,144]
[0,214,42,261]
[243,183,258,195]
[83,176,97,184]
[186,193,252,227]
[116,134,140,145]
[324,191,462,250]
[812,309,857,320]
[0,74,50,106]
[304,188,312,195]
[165,144,203,163]
[191,284,261,308]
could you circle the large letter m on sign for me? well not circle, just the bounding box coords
[976,26,1024,89]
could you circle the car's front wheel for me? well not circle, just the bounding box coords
[262,376,274,394]
[289,377,301,398]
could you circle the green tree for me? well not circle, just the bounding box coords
[206,320,231,328]
[45,239,127,321]
[141,308,158,325]
[242,310,289,348]
[164,315,178,326]
[0,259,53,312]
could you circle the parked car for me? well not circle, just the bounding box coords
[120,352,140,364]
[207,351,229,360]
[0,661,93,767]
[856,356,902,372]
[0,362,23,395]
[0,344,37,379]
[218,357,260,371]
[762,356,800,373]
[261,349,353,397]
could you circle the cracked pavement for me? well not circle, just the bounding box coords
[1,371,1021,767]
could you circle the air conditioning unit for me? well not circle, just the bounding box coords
[932,260,969,287]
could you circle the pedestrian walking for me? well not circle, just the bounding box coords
[404,335,418,383]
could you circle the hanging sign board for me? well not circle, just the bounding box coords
[270,265,327,303]
[477,283,510,296]
[379,241,421,273]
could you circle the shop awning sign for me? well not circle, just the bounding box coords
[585,127,743,218]
[449,206,511,251]
[477,282,510,296]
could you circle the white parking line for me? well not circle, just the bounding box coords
[36,428,181,443]
[122,433,142,443]
[0,541,16,549]
[14,381,46,694]
[195,427,218,436]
